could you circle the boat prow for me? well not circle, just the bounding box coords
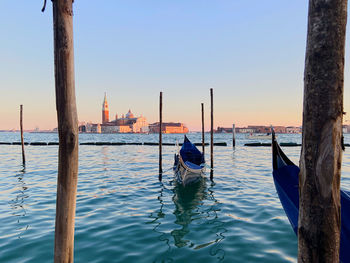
[271,129,350,262]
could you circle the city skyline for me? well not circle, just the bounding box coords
[1,1,349,131]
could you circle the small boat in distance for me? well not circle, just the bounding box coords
[271,129,350,262]
[174,136,205,186]
[246,133,275,140]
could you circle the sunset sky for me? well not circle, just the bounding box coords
[1,1,349,131]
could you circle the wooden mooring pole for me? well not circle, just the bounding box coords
[298,1,347,262]
[159,91,163,179]
[232,124,236,147]
[20,105,25,165]
[210,88,213,180]
[201,103,205,154]
[52,1,79,262]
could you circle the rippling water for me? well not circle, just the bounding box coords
[1,132,349,262]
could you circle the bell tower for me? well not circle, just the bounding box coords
[102,93,109,124]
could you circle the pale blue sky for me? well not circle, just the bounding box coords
[0,1,349,130]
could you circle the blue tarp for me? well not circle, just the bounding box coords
[180,136,205,166]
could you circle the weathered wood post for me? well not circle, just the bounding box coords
[232,124,236,147]
[159,91,163,179]
[298,0,347,262]
[210,88,213,180]
[52,1,79,262]
[201,103,205,154]
[20,105,25,165]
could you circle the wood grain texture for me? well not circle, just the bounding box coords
[52,1,79,262]
[298,0,347,262]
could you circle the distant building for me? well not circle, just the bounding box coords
[216,125,301,134]
[98,94,149,133]
[102,93,109,124]
[78,94,148,134]
[101,109,148,133]
[216,127,233,133]
[79,122,101,133]
[246,125,286,133]
[100,123,131,133]
[286,126,302,133]
[236,127,255,133]
[343,125,350,134]
[149,122,189,134]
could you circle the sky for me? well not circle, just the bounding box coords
[0,1,349,131]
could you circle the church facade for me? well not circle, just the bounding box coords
[100,94,149,133]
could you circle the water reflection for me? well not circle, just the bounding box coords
[171,178,207,247]
[8,166,29,238]
[206,181,226,261]
[149,177,226,260]
[148,183,171,249]
[231,147,236,163]
[101,146,110,168]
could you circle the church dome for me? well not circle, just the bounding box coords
[126,109,134,118]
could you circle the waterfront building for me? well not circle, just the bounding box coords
[100,123,131,133]
[91,123,101,133]
[247,125,271,133]
[286,126,302,133]
[102,109,148,133]
[78,94,148,134]
[98,94,149,133]
[149,122,189,133]
[235,128,255,133]
[216,125,301,134]
[246,125,286,133]
[216,127,233,133]
[79,122,101,133]
[343,125,350,133]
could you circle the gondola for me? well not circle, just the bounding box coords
[174,135,205,186]
[271,130,350,262]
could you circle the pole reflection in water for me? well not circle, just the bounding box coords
[148,183,171,250]
[149,177,226,261]
[8,166,29,238]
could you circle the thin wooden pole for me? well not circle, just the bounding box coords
[159,92,163,179]
[52,1,79,262]
[232,124,236,147]
[210,88,213,180]
[201,103,205,154]
[20,104,25,165]
[299,1,347,262]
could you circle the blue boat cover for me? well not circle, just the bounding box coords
[184,160,203,170]
[272,136,350,262]
[180,136,205,166]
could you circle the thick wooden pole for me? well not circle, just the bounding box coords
[52,1,79,262]
[298,0,347,262]
[210,88,213,180]
[20,105,25,165]
[232,124,236,147]
[201,103,205,154]
[159,92,163,179]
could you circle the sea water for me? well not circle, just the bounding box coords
[0,132,349,263]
